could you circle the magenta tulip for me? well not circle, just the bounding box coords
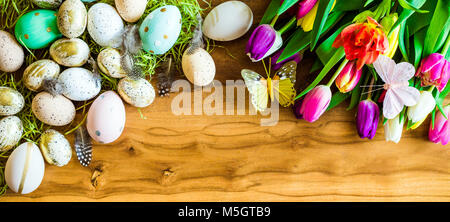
[270,49,303,70]
[416,53,450,92]
[429,106,449,145]
[246,24,282,62]
[292,99,303,119]
[356,100,380,139]
[299,85,332,122]
[281,0,318,19]
[335,61,362,93]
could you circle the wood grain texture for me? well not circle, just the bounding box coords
[1,0,449,202]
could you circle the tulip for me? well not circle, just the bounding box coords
[429,106,449,145]
[333,16,389,70]
[299,85,332,122]
[416,53,450,92]
[281,0,317,19]
[382,14,400,59]
[292,99,303,119]
[270,49,303,70]
[335,61,362,93]
[407,91,436,127]
[297,0,335,32]
[384,115,405,143]
[246,24,283,62]
[356,100,380,139]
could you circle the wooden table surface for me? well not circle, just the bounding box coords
[2,0,449,202]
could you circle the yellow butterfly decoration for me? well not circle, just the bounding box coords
[241,60,297,112]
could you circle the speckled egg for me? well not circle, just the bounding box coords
[203,1,253,41]
[5,142,45,194]
[87,3,124,48]
[40,129,72,167]
[32,92,76,126]
[50,38,90,67]
[115,0,147,23]
[0,116,23,152]
[0,30,25,73]
[87,91,126,144]
[58,68,101,101]
[32,0,63,9]
[118,77,155,108]
[139,5,182,55]
[15,10,62,50]
[23,59,60,92]
[57,0,87,38]
[182,47,216,86]
[97,48,127,78]
[0,87,24,116]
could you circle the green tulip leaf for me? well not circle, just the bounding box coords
[260,0,282,25]
[398,0,429,13]
[310,0,335,50]
[413,27,426,68]
[399,21,409,62]
[423,0,450,56]
[390,0,428,35]
[364,0,376,7]
[327,92,351,111]
[278,0,299,15]
[333,0,366,12]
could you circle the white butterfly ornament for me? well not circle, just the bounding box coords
[372,55,420,119]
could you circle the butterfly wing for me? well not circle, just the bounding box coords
[275,61,297,83]
[383,86,420,119]
[273,78,296,107]
[373,55,396,84]
[241,69,268,112]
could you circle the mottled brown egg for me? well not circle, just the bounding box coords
[0,30,24,73]
[32,92,75,126]
[115,0,147,23]
[40,129,72,167]
[57,0,87,38]
[97,48,127,78]
[23,59,60,92]
[0,116,23,152]
[50,38,90,67]
[0,87,24,116]
[118,77,155,108]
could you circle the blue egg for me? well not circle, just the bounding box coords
[139,5,182,55]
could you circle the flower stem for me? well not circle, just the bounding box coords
[428,85,436,93]
[326,59,349,87]
[278,17,297,35]
[270,14,279,27]
[366,77,375,99]
[441,35,450,56]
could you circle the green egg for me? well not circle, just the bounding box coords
[14,10,62,50]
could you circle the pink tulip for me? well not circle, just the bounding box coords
[299,85,332,122]
[335,61,362,93]
[416,53,450,92]
[429,106,449,145]
[281,0,318,19]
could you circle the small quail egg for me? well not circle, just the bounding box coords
[40,129,72,167]
[118,77,155,108]
[57,0,87,38]
[0,87,25,116]
[59,67,101,101]
[32,92,76,126]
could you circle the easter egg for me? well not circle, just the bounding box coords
[32,0,63,9]
[0,30,24,72]
[87,91,126,144]
[139,5,182,55]
[97,48,127,78]
[115,0,147,23]
[118,77,155,108]
[203,1,253,41]
[5,142,45,194]
[32,92,76,126]
[182,47,216,86]
[23,59,60,92]
[57,0,87,38]
[50,38,90,67]
[0,116,23,152]
[14,10,62,50]
[0,87,24,116]
[40,129,72,167]
[58,68,101,101]
[87,3,124,48]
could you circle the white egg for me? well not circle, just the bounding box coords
[118,77,155,108]
[32,92,76,126]
[87,91,126,144]
[182,47,216,86]
[97,48,127,78]
[203,1,253,41]
[5,142,45,194]
[59,67,101,101]
[87,3,125,48]
[0,86,25,116]
[0,116,23,152]
[23,59,60,92]
[50,38,90,67]
[40,129,72,167]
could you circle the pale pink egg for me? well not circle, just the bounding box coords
[87,91,126,144]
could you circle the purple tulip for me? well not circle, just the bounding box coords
[270,49,303,70]
[292,99,303,119]
[299,85,331,122]
[356,100,380,140]
[246,24,283,62]
[416,53,450,92]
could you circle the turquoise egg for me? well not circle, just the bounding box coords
[139,5,182,55]
[14,10,62,50]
